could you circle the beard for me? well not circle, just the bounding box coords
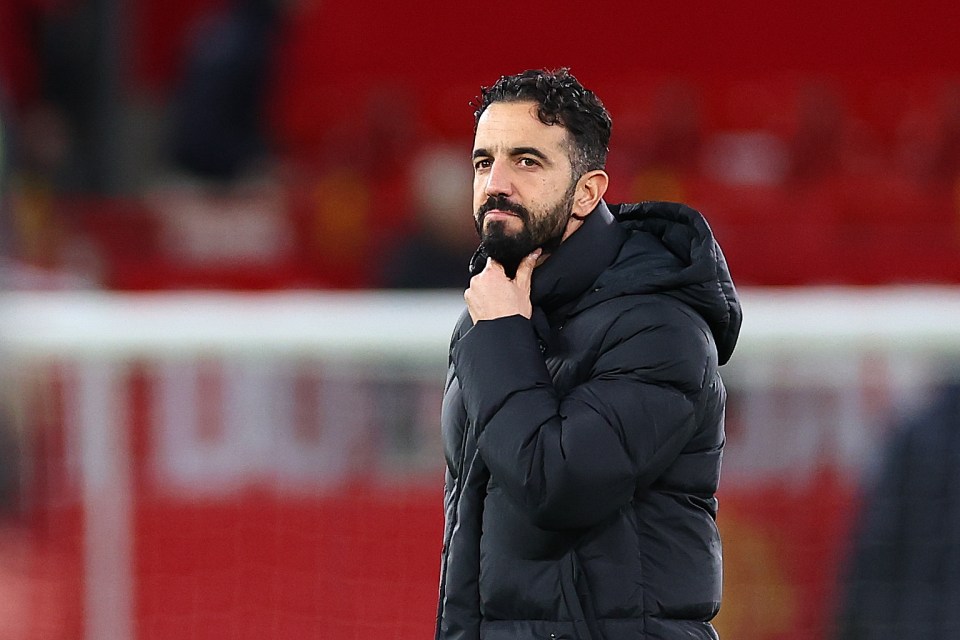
[474,184,577,278]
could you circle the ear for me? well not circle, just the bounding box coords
[571,170,609,218]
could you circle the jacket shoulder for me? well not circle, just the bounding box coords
[587,294,716,393]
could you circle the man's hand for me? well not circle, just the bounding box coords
[465,249,541,322]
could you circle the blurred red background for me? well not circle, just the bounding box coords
[2,2,959,639]
[2,0,960,291]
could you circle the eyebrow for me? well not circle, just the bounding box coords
[472,146,552,163]
[512,146,550,161]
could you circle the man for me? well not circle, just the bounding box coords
[437,68,741,640]
[835,378,960,639]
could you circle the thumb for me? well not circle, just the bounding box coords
[484,256,505,275]
[515,249,542,286]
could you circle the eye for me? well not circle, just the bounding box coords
[519,157,540,168]
[474,158,491,171]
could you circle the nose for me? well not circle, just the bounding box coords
[483,160,513,198]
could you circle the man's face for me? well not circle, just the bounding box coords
[471,101,579,276]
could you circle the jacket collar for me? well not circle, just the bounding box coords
[530,201,626,315]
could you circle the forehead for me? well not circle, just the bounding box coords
[473,101,570,155]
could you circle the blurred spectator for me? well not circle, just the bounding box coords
[0,410,21,517]
[7,105,71,266]
[168,0,287,182]
[786,81,847,184]
[1,82,98,289]
[645,81,704,173]
[896,82,960,192]
[289,85,423,288]
[834,377,960,639]
[377,144,475,289]
[0,88,12,260]
[626,81,704,202]
[0,0,48,115]
[927,83,960,188]
[36,0,102,192]
[0,0,113,288]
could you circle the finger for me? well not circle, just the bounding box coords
[514,249,542,286]
[483,258,507,278]
[484,256,506,275]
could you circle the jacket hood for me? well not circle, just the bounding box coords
[603,201,741,365]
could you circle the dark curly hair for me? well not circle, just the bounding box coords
[473,68,612,178]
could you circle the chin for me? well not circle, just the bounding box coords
[482,219,518,241]
[484,218,522,235]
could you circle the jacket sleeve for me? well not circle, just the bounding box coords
[453,307,710,530]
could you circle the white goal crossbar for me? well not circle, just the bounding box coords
[2,286,960,360]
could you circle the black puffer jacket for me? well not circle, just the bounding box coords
[437,201,741,640]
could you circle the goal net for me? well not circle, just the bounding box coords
[0,287,958,640]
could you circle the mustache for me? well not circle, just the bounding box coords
[476,195,531,223]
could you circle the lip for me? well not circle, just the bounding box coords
[484,210,520,221]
